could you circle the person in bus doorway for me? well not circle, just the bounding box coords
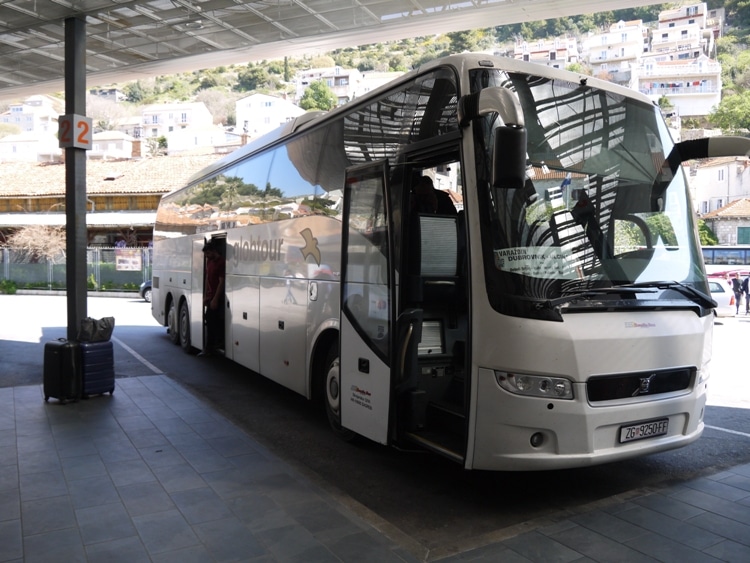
[730,272,743,316]
[200,240,225,356]
[411,176,456,215]
[742,273,750,315]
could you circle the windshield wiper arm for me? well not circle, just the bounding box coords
[616,280,717,309]
[536,286,657,310]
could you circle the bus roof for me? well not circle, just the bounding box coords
[183,53,658,190]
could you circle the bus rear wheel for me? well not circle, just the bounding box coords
[323,345,357,442]
[167,300,180,345]
[179,301,192,353]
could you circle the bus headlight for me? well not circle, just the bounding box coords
[495,371,574,399]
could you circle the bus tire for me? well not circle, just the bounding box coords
[179,301,192,353]
[323,344,357,442]
[167,300,180,345]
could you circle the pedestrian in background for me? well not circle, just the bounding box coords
[730,273,743,316]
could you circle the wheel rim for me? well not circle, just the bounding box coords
[167,302,178,337]
[326,358,341,416]
[179,304,190,347]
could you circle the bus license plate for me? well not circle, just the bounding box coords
[619,419,669,443]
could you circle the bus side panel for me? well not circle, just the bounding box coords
[227,274,260,372]
[152,237,193,327]
[258,277,308,395]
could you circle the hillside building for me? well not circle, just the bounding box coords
[0,95,61,136]
[513,37,579,69]
[580,20,647,85]
[635,54,721,117]
[294,66,402,106]
[688,157,750,216]
[235,94,305,139]
[137,102,214,139]
[0,132,61,163]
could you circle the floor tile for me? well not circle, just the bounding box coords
[75,501,138,545]
[118,481,176,517]
[170,486,234,524]
[132,508,201,555]
[21,495,76,536]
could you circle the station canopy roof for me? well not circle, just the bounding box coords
[0,0,654,102]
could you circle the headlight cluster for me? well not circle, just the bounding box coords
[495,371,574,399]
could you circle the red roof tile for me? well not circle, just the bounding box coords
[702,198,750,219]
[0,152,225,198]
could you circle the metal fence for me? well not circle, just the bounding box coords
[1,247,151,291]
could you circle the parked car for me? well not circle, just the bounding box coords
[708,280,735,317]
[139,280,152,303]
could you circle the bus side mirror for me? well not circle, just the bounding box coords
[492,125,527,189]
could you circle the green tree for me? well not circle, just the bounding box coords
[725,0,750,28]
[299,80,337,111]
[709,91,750,132]
[698,220,719,246]
[235,64,270,92]
[123,80,149,103]
[658,95,674,111]
[446,29,488,53]
[565,62,590,75]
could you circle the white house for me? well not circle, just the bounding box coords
[635,54,721,117]
[295,66,362,106]
[514,37,579,70]
[581,20,647,86]
[658,2,707,30]
[0,132,61,163]
[90,131,137,160]
[0,95,60,135]
[353,71,403,99]
[689,156,750,216]
[166,124,229,155]
[139,102,214,138]
[235,94,305,139]
[650,22,713,60]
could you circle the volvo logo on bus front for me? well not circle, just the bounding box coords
[632,373,657,397]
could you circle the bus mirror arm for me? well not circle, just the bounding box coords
[458,88,524,129]
[667,136,750,173]
[457,88,527,190]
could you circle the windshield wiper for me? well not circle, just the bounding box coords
[535,286,657,310]
[616,280,717,309]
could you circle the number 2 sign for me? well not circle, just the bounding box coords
[58,114,92,149]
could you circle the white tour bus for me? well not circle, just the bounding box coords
[151,53,750,471]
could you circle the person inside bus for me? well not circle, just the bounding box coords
[200,240,225,356]
[411,176,456,215]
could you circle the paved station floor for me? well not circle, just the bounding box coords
[2,373,750,562]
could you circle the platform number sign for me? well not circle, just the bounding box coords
[58,114,92,149]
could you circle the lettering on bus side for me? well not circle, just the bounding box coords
[233,236,284,266]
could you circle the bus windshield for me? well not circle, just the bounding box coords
[469,69,706,318]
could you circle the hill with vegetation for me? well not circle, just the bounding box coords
[4,2,749,136]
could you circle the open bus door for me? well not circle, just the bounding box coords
[338,162,408,444]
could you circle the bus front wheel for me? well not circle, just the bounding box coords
[323,346,357,442]
[167,300,180,345]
